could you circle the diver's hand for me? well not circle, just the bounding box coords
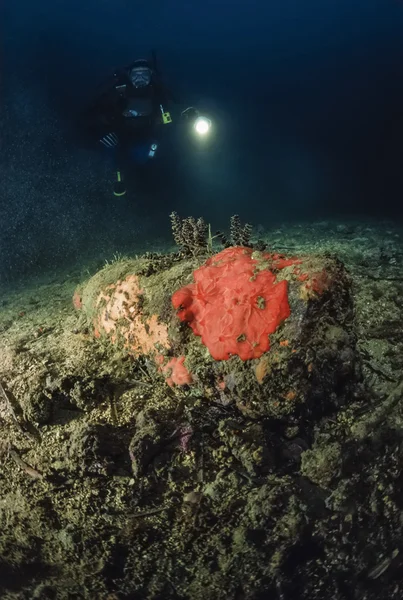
[99,132,119,148]
[123,109,139,117]
[180,106,199,121]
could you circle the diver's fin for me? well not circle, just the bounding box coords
[113,171,126,197]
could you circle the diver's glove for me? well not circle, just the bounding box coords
[180,107,199,122]
[99,132,119,148]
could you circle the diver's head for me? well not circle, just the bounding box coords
[129,60,152,88]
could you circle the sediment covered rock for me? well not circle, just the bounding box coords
[78,247,359,421]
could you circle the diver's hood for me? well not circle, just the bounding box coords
[130,59,151,69]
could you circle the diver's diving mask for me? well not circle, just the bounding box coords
[130,66,152,89]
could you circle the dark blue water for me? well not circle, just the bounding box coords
[1,0,403,283]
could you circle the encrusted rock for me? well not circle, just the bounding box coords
[77,248,360,423]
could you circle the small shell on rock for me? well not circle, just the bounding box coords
[183,491,203,504]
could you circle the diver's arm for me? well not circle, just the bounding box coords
[161,85,181,106]
[153,84,202,128]
[153,77,182,109]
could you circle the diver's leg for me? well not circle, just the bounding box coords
[99,132,126,197]
[112,143,127,197]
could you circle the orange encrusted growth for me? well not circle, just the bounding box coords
[161,356,193,387]
[255,356,270,384]
[72,289,82,310]
[93,274,170,356]
[172,247,296,361]
[298,268,331,301]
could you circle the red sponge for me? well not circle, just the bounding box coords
[172,247,292,360]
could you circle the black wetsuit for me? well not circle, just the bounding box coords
[82,66,172,157]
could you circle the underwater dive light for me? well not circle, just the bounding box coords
[194,116,212,136]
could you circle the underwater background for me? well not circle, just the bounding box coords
[3,3,403,599]
[1,0,403,285]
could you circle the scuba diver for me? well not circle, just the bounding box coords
[80,52,212,197]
